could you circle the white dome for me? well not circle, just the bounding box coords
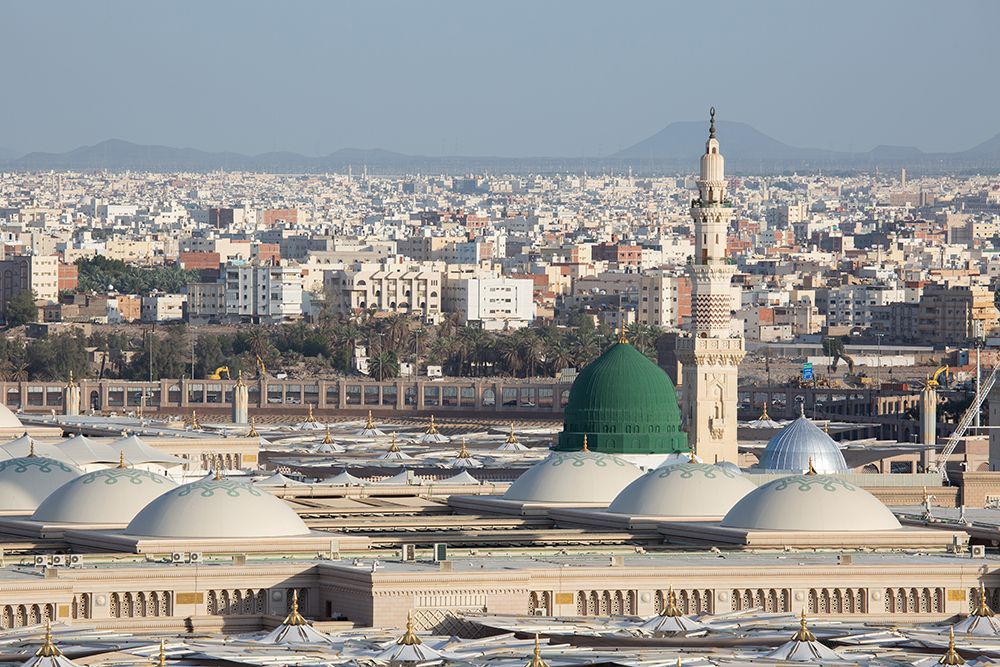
[721,474,901,532]
[608,462,757,517]
[503,450,643,504]
[0,404,22,429]
[125,477,311,538]
[32,466,177,524]
[0,456,83,512]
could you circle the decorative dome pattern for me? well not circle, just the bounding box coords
[721,474,901,532]
[608,462,756,517]
[757,417,848,474]
[503,451,643,504]
[0,456,83,512]
[557,341,687,454]
[32,467,177,524]
[125,477,311,538]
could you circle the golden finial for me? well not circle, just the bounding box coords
[322,425,334,445]
[526,633,548,667]
[823,420,830,434]
[760,401,770,421]
[939,626,965,665]
[457,438,471,459]
[661,586,682,617]
[66,370,76,388]
[506,423,520,444]
[688,449,697,464]
[618,319,628,344]
[581,434,589,452]
[427,414,438,434]
[28,439,36,457]
[282,589,307,626]
[793,609,816,642]
[306,404,316,423]
[976,582,994,618]
[36,621,61,658]
[806,456,817,476]
[118,450,126,468]
[190,410,201,430]
[156,639,166,667]
[213,455,222,481]
[388,432,400,453]
[397,610,422,646]
[247,416,259,437]
[235,369,245,388]
[365,410,375,430]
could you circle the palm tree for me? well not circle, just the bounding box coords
[544,337,575,376]
[368,350,400,381]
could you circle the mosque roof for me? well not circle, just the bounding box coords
[757,414,849,474]
[556,340,687,455]
[125,476,311,538]
[1,435,74,463]
[503,449,643,504]
[608,461,756,517]
[110,435,186,466]
[32,464,177,524]
[0,404,23,429]
[721,473,901,532]
[0,455,83,512]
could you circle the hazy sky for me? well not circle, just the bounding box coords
[1,1,996,156]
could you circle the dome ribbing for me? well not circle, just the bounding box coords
[556,342,687,454]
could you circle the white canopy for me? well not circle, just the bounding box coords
[110,434,186,466]
[440,470,481,485]
[256,472,308,487]
[322,470,366,486]
[55,434,121,466]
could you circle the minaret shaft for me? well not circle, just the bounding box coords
[677,107,746,464]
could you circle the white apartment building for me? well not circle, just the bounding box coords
[224,264,303,324]
[816,285,905,329]
[443,277,535,330]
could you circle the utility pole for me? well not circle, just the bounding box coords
[874,333,883,388]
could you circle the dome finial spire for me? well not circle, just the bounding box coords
[581,433,589,452]
[118,449,126,468]
[37,620,62,658]
[940,626,965,665]
[618,319,628,344]
[793,609,816,642]
[709,106,716,139]
[806,456,817,476]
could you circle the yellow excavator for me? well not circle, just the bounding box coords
[925,365,949,388]
[207,366,231,380]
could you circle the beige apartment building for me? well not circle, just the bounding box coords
[325,260,444,321]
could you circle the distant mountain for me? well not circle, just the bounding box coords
[7,127,1000,174]
[615,121,1000,172]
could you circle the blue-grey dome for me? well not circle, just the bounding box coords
[757,417,848,474]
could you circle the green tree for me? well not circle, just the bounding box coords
[26,332,89,380]
[4,290,38,327]
[368,350,400,381]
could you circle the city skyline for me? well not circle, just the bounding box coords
[1,0,998,157]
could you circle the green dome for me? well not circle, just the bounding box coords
[557,341,687,454]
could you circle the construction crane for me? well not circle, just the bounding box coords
[936,364,998,484]
[207,366,231,380]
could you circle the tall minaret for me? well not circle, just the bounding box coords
[677,107,745,463]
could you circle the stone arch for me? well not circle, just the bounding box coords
[28,604,41,625]
[588,591,599,616]
[908,588,918,613]
[600,590,611,615]
[808,589,818,613]
[612,590,623,615]
[654,590,665,614]
[110,593,121,618]
[576,592,586,615]
[920,588,931,613]
[1,606,11,629]
[16,605,26,626]
[730,588,741,611]
[136,591,147,617]
[528,592,539,615]
[767,589,778,612]
[207,590,219,615]
[625,590,635,615]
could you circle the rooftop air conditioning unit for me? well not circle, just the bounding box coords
[68,554,83,567]
[50,554,67,567]
[33,555,50,568]
[188,552,204,564]
[971,545,986,559]
[170,552,186,563]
